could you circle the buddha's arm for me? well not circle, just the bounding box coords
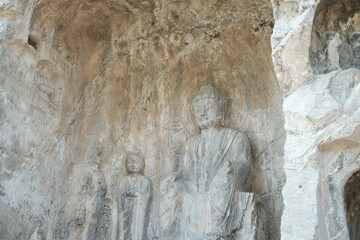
[229,132,252,191]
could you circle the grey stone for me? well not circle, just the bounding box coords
[119,153,151,240]
[0,0,284,239]
[160,85,260,240]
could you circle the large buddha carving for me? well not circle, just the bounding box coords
[160,85,252,240]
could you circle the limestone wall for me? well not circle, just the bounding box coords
[272,0,360,239]
[0,0,285,239]
[5,0,360,239]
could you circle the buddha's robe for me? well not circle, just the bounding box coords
[161,127,251,240]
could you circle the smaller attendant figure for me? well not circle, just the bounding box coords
[73,145,107,240]
[119,152,151,240]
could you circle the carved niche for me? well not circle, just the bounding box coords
[310,0,360,74]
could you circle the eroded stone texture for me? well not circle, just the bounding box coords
[0,0,284,239]
[272,0,360,239]
[70,144,107,240]
[310,0,360,74]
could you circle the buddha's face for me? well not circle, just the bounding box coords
[193,97,223,129]
[126,155,143,174]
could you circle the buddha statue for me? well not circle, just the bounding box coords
[160,85,252,240]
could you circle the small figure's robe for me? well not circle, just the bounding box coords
[161,127,251,240]
[119,175,151,240]
[71,164,107,240]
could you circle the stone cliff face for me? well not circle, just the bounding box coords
[273,0,360,239]
[1,0,359,239]
[0,1,284,239]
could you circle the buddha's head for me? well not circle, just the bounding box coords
[192,85,227,130]
[126,152,145,174]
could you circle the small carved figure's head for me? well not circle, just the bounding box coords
[192,85,227,129]
[126,152,145,174]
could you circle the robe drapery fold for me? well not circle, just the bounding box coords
[119,175,151,240]
[161,127,251,240]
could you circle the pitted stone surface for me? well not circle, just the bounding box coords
[272,0,360,239]
[0,0,284,239]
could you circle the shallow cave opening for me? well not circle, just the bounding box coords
[345,170,360,239]
[310,0,360,74]
[27,35,38,50]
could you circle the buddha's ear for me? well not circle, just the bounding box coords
[221,115,225,126]
[220,108,226,126]
[140,159,146,175]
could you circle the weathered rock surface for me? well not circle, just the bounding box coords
[6,0,360,239]
[0,0,285,239]
[272,0,360,239]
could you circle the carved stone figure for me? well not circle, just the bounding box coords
[119,153,151,240]
[349,32,360,67]
[328,33,341,70]
[95,197,113,240]
[73,146,107,240]
[160,85,252,240]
